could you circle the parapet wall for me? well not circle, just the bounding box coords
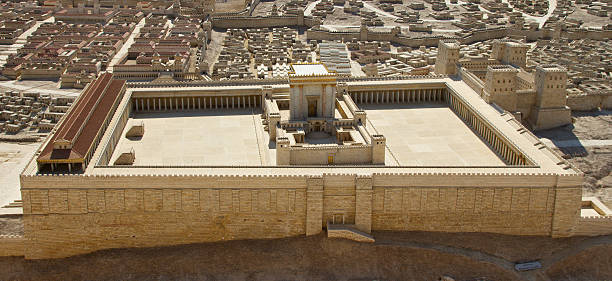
[127,78,289,88]
[306,26,612,48]
[211,15,318,29]
[280,144,374,165]
[563,29,612,40]
[567,91,612,111]
[0,235,25,257]
[306,28,446,47]
[572,216,612,236]
[458,67,485,97]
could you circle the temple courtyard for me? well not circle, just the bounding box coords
[362,103,505,166]
[110,109,266,166]
[110,103,506,167]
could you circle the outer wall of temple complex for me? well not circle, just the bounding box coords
[20,172,582,259]
[11,61,610,259]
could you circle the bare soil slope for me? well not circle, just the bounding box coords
[536,112,612,205]
[0,231,610,280]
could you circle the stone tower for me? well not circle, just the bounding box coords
[491,40,528,68]
[529,64,571,130]
[93,0,100,14]
[275,137,291,165]
[434,40,460,75]
[484,65,519,112]
[297,8,304,26]
[359,23,368,41]
[371,135,386,165]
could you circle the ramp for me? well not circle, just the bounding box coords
[327,222,375,243]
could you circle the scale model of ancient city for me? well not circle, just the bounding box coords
[0,0,609,262]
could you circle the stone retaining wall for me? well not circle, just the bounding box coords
[0,235,25,257]
[567,92,612,111]
[572,216,612,236]
[20,172,585,259]
[306,26,612,47]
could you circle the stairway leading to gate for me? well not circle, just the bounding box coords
[326,222,375,243]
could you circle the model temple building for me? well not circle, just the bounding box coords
[273,64,384,165]
[18,58,609,259]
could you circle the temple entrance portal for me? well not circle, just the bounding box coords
[332,213,345,224]
[308,99,317,117]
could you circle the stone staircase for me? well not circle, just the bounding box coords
[271,93,289,99]
[326,222,375,243]
[2,200,22,209]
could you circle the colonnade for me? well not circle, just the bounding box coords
[447,91,526,166]
[46,162,82,173]
[349,88,446,104]
[132,95,261,112]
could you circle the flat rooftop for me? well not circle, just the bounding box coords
[110,109,266,166]
[290,63,330,76]
[363,103,505,166]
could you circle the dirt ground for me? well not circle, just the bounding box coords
[565,5,611,28]
[0,217,22,236]
[0,228,610,280]
[536,112,612,206]
[202,29,227,74]
[252,0,293,16]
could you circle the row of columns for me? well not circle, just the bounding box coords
[349,88,445,104]
[133,96,261,112]
[47,162,82,173]
[447,91,525,166]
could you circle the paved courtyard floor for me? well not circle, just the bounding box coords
[362,103,505,166]
[0,142,39,214]
[111,109,265,166]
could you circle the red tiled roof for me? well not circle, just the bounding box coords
[38,73,125,162]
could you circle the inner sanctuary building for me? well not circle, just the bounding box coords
[19,59,610,258]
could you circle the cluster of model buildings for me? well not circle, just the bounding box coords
[310,0,335,18]
[178,0,215,19]
[0,0,215,85]
[528,38,612,97]
[0,91,73,135]
[1,7,143,88]
[280,0,309,16]
[348,40,392,64]
[508,0,549,16]
[0,2,56,45]
[308,0,386,27]
[212,29,253,79]
[342,0,363,14]
[573,0,612,19]
[113,14,206,81]
[213,27,310,79]
[363,45,436,77]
